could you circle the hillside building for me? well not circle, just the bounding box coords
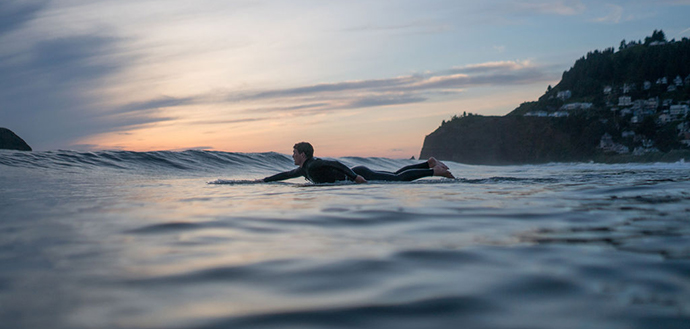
[599,133,629,154]
[633,139,660,155]
[549,111,569,117]
[645,98,659,110]
[557,90,572,100]
[560,103,593,111]
[524,111,548,117]
[670,104,689,118]
[674,75,684,86]
[622,131,635,138]
[678,124,690,147]
[623,83,634,93]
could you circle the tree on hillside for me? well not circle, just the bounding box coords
[645,30,666,45]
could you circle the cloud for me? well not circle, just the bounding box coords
[98,60,552,127]
[148,60,554,118]
[676,27,690,38]
[241,103,331,115]
[239,60,547,101]
[448,60,534,75]
[512,0,586,16]
[0,34,173,150]
[592,4,624,23]
[244,76,421,100]
[191,118,268,125]
[150,59,553,121]
[344,20,451,34]
[0,1,560,151]
[0,10,556,151]
[0,0,47,35]
[346,95,428,109]
[113,96,197,115]
[659,0,690,4]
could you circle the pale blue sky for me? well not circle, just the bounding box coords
[1,0,689,156]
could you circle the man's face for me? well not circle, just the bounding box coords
[293,148,307,166]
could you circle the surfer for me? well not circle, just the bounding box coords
[260,142,454,184]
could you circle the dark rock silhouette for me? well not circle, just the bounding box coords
[419,116,598,165]
[0,128,32,151]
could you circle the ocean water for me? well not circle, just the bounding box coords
[1,149,689,329]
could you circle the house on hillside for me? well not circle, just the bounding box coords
[678,123,690,147]
[643,81,652,90]
[645,98,659,111]
[670,104,689,118]
[656,77,668,85]
[557,90,572,100]
[619,96,632,107]
[599,133,629,154]
[604,86,613,94]
[622,131,635,138]
[674,75,684,86]
[633,139,660,155]
[623,83,635,94]
[524,111,548,117]
[631,100,644,111]
[549,111,569,117]
[560,103,593,111]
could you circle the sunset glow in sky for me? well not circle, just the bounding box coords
[2,0,690,157]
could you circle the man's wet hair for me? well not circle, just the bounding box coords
[293,142,314,159]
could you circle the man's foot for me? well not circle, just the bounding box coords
[432,164,455,179]
[428,157,449,170]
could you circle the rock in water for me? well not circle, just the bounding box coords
[0,128,32,151]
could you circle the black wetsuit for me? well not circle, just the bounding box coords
[263,157,433,184]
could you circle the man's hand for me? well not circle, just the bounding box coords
[354,175,367,184]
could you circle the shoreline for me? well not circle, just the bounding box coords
[588,149,690,164]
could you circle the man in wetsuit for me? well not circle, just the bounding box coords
[260,142,454,184]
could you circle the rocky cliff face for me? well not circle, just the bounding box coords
[0,128,32,151]
[419,115,603,165]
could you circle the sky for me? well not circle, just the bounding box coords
[1,0,689,157]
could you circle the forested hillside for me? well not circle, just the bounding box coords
[421,31,690,164]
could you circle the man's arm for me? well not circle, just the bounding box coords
[261,168,304,182]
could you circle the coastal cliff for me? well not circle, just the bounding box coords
[421,31,690,164]
[0,128,32,151]
[420,115,603,165]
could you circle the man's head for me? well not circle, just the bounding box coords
[293,142,313,167]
